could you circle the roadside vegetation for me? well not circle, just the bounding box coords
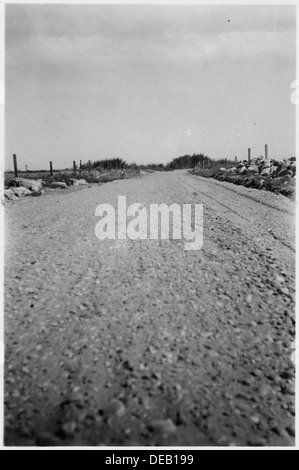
[190,163,295,199]
[5,153,295,200]
[4,158,140,189]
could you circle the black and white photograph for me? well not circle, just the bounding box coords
[2,1,297,449]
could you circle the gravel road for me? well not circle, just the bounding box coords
[4,170,295,446]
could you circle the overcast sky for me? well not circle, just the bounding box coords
[5,4,296,170]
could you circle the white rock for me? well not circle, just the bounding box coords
[260,167,271,175]
[151,419,177,435]
[12,187,32,197]
[13,178,42,191]
[107,399,126,418]
[51,181,67,189]
[4,189,18,200]
[248,165,259,172]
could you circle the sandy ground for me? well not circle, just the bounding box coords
[4,170,295,446]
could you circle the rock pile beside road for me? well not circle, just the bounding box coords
[4,167,140,202]
[192,157,296,199]
[4,187,33,200]
[4,178,44,200]
[225,156,296,178]
[4,177,87,201]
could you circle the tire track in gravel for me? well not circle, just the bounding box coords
[188,172,296,215]
[179,172,295,264]
[179,175,254,223]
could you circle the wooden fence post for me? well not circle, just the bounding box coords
[88,160,91,174]
[50,161,53,176]
[248,148,251,163]
[265,144,268,161]
[79,160,82,173]
[235,156,237,165]
[13,154,18,178]
[73,161,76,174]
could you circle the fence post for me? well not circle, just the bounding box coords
[265,144,268,161]
[13,154,18,178]
[79,160,82,173]
[73,161,76,174]
[248,148,251,163]
[235,156,237,165]
[88,160,91,174]
[225,158,227,168]
[50,161,53,176]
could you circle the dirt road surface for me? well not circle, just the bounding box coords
[4,170,295,446]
